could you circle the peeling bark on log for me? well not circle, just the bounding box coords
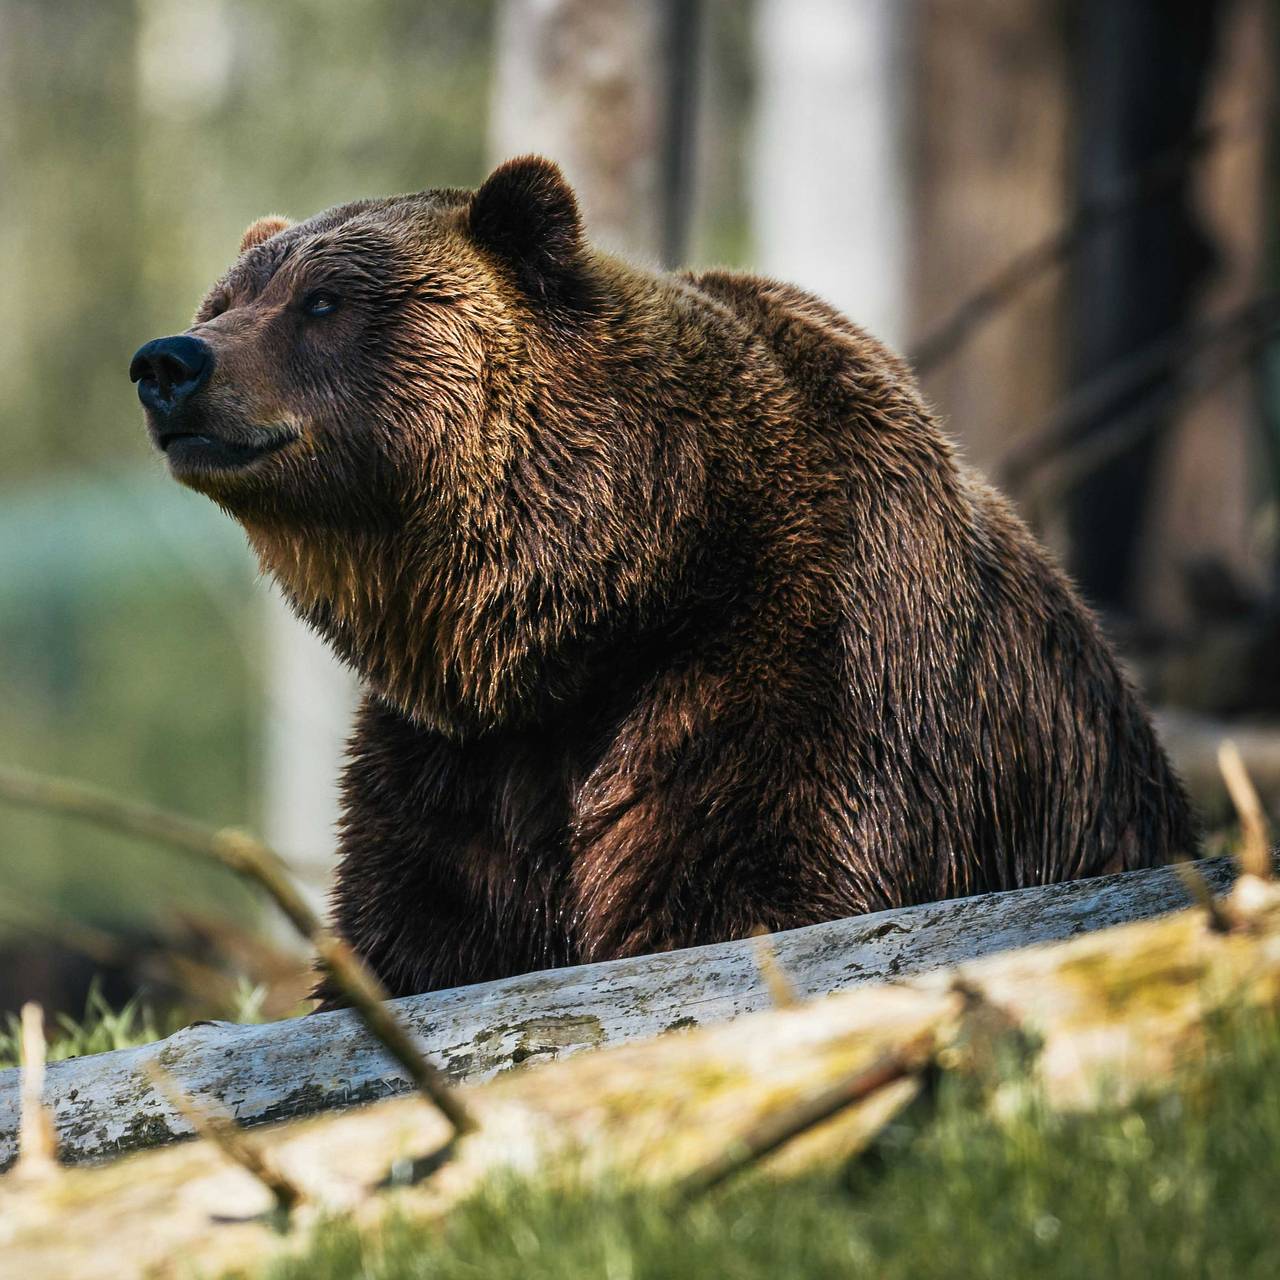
[2,864,1277,1280]
[0,860,1232,1170]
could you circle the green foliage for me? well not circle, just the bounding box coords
[255,1009,1280,1280]
[0,978,276,1069]
[0,982,174,1069]
[0,0,499,964]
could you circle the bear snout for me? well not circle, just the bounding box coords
[129,334,213,416]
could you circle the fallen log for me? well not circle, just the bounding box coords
[0,858,1232,1169]
[1,864,1276,1280]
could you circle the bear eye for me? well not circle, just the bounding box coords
[302,291,340,317]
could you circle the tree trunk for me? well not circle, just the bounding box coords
[752,0,909,345]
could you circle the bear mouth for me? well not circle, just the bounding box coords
[158,425,298,473]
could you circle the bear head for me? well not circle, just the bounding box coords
[130,157,703,734]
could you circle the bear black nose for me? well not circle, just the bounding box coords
[129,335,213,414]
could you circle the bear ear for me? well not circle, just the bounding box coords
[468,156,587,306]
[239,215,293,255]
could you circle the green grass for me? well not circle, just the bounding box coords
[0,978,274,1069]
[0,984,173,1069]
[252,1008,1280,1280]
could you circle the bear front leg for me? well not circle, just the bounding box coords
[567,714,871,963]
[314,694,567,1004]
[312,855,518,1008]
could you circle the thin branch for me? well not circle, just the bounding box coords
[908,120,1251,375]
[312,934,475,1135]
[1017,324,1272,510]
[1218,740,1273,882]
[0,892,124,966]
[0,763,475,1139]
[15,1003,58,1179]
[1172,859,1231,934]
[1022,383,1184,509]
[1000,293,1280,491]
[0,766,318,937]
[144,1061,302,1223]
[749,926,798,1009]
[677,1036,933,1200]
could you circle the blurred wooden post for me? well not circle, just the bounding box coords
[751,0,909,347]
[1132,0,1272,631]
[1067,0,1223,618]
[490,0,703,267]
[491,0,669,260]
[908,0,1070,479]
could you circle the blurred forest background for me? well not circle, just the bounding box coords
[2,0,1278,1030]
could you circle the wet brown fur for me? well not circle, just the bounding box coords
[141,157,1200,1000]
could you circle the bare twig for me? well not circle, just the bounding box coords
[677,1035,934,1200]
[909,119,1252,375]
[0,766,317,937]
[312,934,475,1135]
[144,1062,302,1222]
[1000,293,1280,493]
[15,1003,58,1179]
[1172,859,1231,933]
[0,763,475,1139]
[749,926,798,1009]
[0,892,124,967]
[1218,740,1273,882]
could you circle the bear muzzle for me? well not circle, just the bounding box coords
[130,333,298,476]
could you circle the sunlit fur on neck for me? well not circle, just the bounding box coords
[241,280,697,738]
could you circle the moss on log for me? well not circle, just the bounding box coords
[2,863,1276,1280]
[0,859,1231,1170]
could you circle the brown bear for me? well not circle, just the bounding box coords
[130,156,1199,1002]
